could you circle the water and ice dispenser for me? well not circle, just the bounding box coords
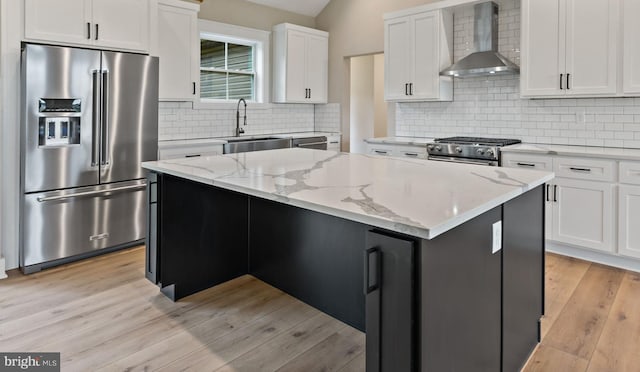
[37,98,82,147]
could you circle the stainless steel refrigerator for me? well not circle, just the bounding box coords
[20,43,159,273]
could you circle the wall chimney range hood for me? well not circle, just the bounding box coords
[440,1,519,78]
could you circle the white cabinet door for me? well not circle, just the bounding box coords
[564,0,617,95]
[327,135,341,151]
[384,17,412,101]
[158,2,199,101]
[619,185,640,258]
[92,0,149,52]
[552,178,614,252]
[520,0,564,96]
[306,34,328,103]
[412,12,439,100]
[25,0,92,45]
[623,0,640,94]
[285,30,308,102]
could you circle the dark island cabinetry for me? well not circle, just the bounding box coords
[146,172,544,372]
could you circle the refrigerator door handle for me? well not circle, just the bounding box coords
[36,183,146,203]
[101,70,110,166]
[91,70,100,167]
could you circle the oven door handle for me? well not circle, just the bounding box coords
[428,156,497,166]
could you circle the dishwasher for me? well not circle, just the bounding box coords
[291,136,328,150]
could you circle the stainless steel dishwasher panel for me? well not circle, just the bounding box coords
[22,180,147,269]
[292,136,328,150]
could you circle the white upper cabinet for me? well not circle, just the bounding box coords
[25,0,92,45]
[623,0,640,95]
[272,23,328,104]
[384,9,453,102]
[25,0,151,53]
[521,0,618,97]
[157,0,199,101]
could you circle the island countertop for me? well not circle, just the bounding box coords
[142,148,554,239]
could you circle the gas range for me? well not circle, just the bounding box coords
[426,137,522,166]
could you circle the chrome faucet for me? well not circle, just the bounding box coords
[236,98,247,136]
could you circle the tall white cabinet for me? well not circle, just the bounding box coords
[25,0,151,52]
[521,0,618,97]
[157,0,199,101]
[272,23,328,104]
[384,9,453,102]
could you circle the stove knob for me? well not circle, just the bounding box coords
[435,145,442,152]
[427,144,434,151]
[486,149,495,157]
[476,148,485,156]
[455,146,463,154]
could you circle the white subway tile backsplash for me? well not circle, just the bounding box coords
[394,0,640,149]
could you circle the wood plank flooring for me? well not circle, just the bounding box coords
[0,246,639,371]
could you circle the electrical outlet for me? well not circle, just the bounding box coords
[492,221,502,254]
[576,110,586,124]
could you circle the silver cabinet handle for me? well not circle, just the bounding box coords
[185,154,201,158]
[37,184,146,202]
[404,152,419,157]
[569,167,591,173]
[374,150,388,155]
[517,162,536,167]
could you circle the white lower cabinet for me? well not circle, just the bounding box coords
[158,143,223,160]
[326,135,341,152]
[503,152,617,254]
[618,185,640,259]
[552,178,615,252]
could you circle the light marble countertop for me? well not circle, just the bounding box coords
[502,143,640,161]
[158,132,341,149]
[142,148,553,240]
[364,137,435,146]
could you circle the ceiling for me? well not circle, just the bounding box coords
[244,0,331,17]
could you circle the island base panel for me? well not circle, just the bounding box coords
[248,197,370,331]
[159,174,249,300]
[421,206,503,372]
[502,185,545,372]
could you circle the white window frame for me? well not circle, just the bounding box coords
[196,19,270,107]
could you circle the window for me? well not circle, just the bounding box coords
[198,20,270,104]
[200,39,255,100]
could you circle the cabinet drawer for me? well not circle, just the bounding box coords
[501,153,553,171]
[367,144,395,156]
[620,161,640,185]
[553,157,616,182]
[158,144,223,160]
[394,145,427,159]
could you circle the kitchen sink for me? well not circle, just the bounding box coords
[223,137,291,154]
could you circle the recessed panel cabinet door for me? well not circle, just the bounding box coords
[384,17,411,101]
[520,0,564,96]
[623,0,640,94]
[552,178,614,252]
[564,0,618,95]
[306,35,328,103]
[92,0,149,52]
[285,30,308,102]
[618,185,640,259]
[412,12,439,99]
[25,0,92,45]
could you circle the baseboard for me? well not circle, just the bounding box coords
[0,257,7,279]
[547,242,640,273]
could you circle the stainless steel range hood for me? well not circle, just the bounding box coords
[440,1,519,78]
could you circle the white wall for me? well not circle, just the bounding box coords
[373,53,387,137]
[349,55,375,154]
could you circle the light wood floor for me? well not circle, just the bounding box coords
[0,247,638,371]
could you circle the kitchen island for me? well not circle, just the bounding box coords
[142,148,553,372]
